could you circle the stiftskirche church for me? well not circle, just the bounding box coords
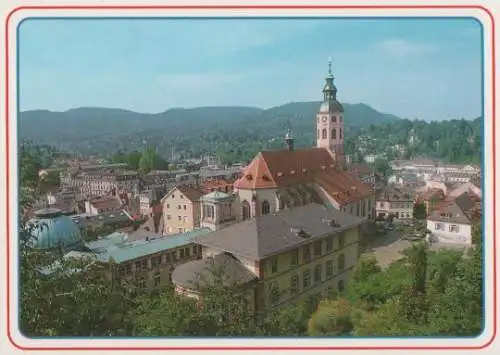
[231,60,375,221]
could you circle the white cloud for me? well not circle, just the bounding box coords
[374,38,436,57]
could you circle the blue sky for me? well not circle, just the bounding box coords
[18,17,482,121]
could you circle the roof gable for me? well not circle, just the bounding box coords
[234,148,336,189]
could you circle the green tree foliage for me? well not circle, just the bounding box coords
[413,202,427,220]
[308,298,354,336]
[310,237,483,337]
[374,158,392,178]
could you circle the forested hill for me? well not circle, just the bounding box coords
[19,102,400,157]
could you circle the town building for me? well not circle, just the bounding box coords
[42,229,212,290]
[375,187,414,220]
[426,192,481,244]
[171,203,366,313]
[233,61,374,221]
[60,166,140,200]
[200,191,238,231]
[161,185,204,234]
[448,181,482,199]
[199,178,234,194]
[416,189,446,214]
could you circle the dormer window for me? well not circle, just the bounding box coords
[262,175,270,181]
[246,174,253,180]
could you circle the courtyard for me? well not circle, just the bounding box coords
[364,229,471,268]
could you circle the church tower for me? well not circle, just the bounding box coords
[316,59,345,166]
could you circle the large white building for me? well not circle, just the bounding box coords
[426,192,481,245]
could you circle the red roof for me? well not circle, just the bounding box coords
[234,148,336,189]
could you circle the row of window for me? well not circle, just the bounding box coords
[318,115,343,124]
[317,128,343,140]
[117,246,198,275]
[268,259,346,304]
[166,204,188,210]
[136,272,162,289]
[435,223,460,232]
[267,235,346,274]
[166,214,188,222]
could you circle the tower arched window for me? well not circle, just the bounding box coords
[322,129,327,139]
[332,116,336,123]
[261,200,271,215]
[332,128,337,139]
[340,128,343,139]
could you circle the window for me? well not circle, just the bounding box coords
[313,264,322,284]
[153,273,161,287]
[339,128,343,139]
[302,269,311,289]
[138,277,146,289]
[172,195,175,199]
[141,259,148,271]
[332,128,337,139]
[332,116,337,123]
[177,205,181,210]
[338,232,345,248]
[449,224,459,233]
[134,261,141,272]
[270,257,278,274]
[151,256,162,267]
[125,263,132,274]
[289,274,299,294]
[183,216,187,222]
[322,129,327,139]
[185,247,191,257]
[179,249,185,259]
[172,251,177,260]
[435,223,444,231]
[165,253,171,263]
[338,254,345,271]
[326,260,334,278]
[261,200,271,215]
[180,195,184,199]
[313,241,322,256]
[302,245,311,263]
[178,215,182,221]
[183,205,187,210]
[178,228,183,233]
[338,279,345,293]
[166,204,170,209]
[290,250,299,266]
[326,236,333,252]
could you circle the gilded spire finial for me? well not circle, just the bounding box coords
[328,57,332,75]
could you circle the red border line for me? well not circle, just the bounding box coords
[4,4,496,351]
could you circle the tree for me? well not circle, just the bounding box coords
[413,202,427,220]
[308,298,354,336]
[374,158,392,178]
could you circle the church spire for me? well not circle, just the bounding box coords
[323,58,337,102]
[285,129,294,152]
